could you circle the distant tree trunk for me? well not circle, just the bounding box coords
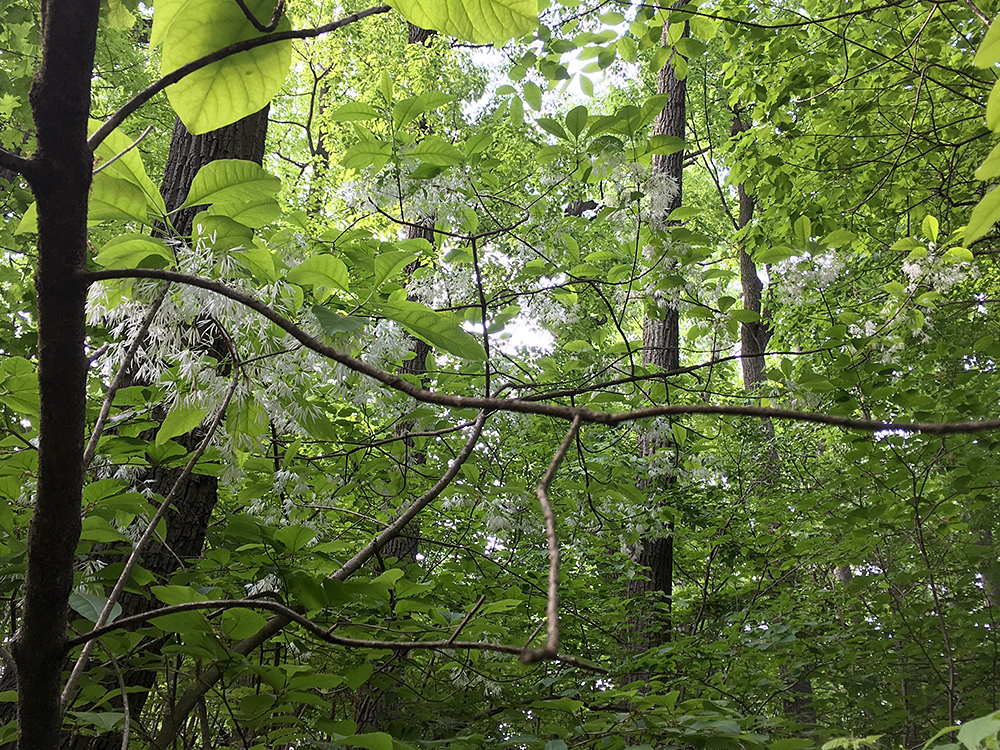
[62,107,270,750]
[731,107,814,724]
[624,16,685,685]
[354,26,435,734]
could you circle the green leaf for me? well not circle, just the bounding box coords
[220,608,268,639]
[275,525,316,552]
[332,732,393,750]
[191,213,255,251]
[957,712,1000,750]
[410,136,464,166]
[976,17,1000,67]
[344,661,374,690]
[155,402,209,446]
[393,93,455,130]
[387,0,537,44]
[94,235,174,269]
[181,160,281,209]
[89,174,149,224]
[313,306,369,335]
[90,119,168,217]
[342,141,392,171]
[152,585,210,605]
[328,101,381,122]
[208,197,281,228]
[922,215,939,243]
[68,712,126,732]
[565,105,588,137]
[987,80,1000,132]
[153,0,292,134]
[287,255,350,290]
[965,187,1000,245]
[80,516,130,543]
[378,300,487,360]
[537,117,569,140]
[69,592,123,624]
[793,215,812,248]
[975,140,1000,180]
[374,251,418,288]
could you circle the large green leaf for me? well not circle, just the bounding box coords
[388,0,537,45]
[976,16,1000,67]
[90,120,168,217]
[966,187,1000,245]
[89,174,149,224]
[378,300,487,361]
[94,235,174,269]
[153,0,292,134]
[182,160,281,209]
[155,402,209,446]
[410,136,464,166]
[393,93,455,130]
[287,255,350,290]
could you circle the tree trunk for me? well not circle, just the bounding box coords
[624,16,685,683]
[63,107,270,750]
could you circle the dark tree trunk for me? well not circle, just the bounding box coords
[624,17,685,685]
[13,1,100,749]
[63,107,270,750]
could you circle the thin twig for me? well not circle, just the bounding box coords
[521,415,582,663]
[232,0,285,32]
[93,125,155,176]
[83,283,170,468]
[447,595,487,645]
[61,327,241,708]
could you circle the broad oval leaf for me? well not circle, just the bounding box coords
[379,300,487,361]
[69,592,123,624]
[966,187,1000,245]
[90,119,168,217]
[182,160,281,209]
[313,306,369,336]
[155,402,209,446]
[287,255,350,290]
[411,136,464,166]
[976,15,1000,67]
[393,93,455,130]
[89,175,149,224]
[94,234,174,269]
[154,0,292,134]
[342,141,392,171]
[191,213,255,251]
[328,101,381,122]
[388,0,536,44]
[208,197,281,228]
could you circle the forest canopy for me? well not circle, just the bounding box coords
[2,0,1000,749]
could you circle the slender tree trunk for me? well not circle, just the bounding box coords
[624,17,685,683]
[15,1,100,749]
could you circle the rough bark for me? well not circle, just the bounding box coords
[15,1,100,749]
[63,108,270,750]
[624,17,685,681]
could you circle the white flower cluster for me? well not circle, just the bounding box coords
[901,246,971,294]
[773,251,845,307]
[338,158,472,229]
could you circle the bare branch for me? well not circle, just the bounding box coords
[63,598,607,673]
[86,268,1000,436]
[231,0,285,32]
[93,125,155,176]
[521,415,581,664]
[89,5,392,150]
[0,149,33,179]
[82,282,170,468]
[61,324,241,708]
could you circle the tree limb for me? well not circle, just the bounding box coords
[86,268,1000,436]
